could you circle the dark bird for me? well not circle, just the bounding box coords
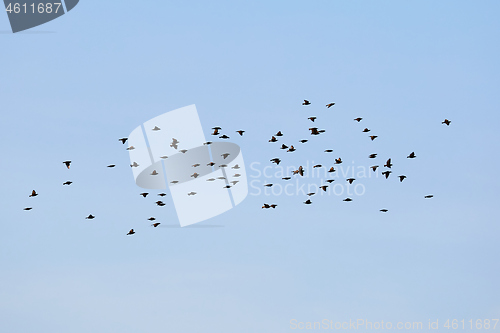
[326,179,335,183]
[140,192,149,197]
[399,175,407,182]
[370,165,379,172]
[442,119,451,126]
[212,128,220,135]
[63,161,71,169]
[160,155,168,159]
[424,195,434,199]
[158,193,167,197]
[282,177,291,180]
[85,214,95,219]
[156,201,166,206]
[303,100,311,105]
[62,181,72,185]
[152,126,161,131]
[151,170,159,175]
[328,167,336,173]
[212,126,222,130]
[275,131,283,136]
[343,198,353,202]
[307,192,316,196]
[203,142,212,145]
[23,207,32,211]
[318,129,326,133]
[188,192,197,196]
[221,153,230,160]
[233,174,241,177]
[107,164,116,168]
[369,154,377,159]
[369,135,378,141]
[407,152,416,159]
[127,229,135,235]
[207,178,215,181]
[191,173,199,178]
[119,138,128,144]
[304,199,312,204]
[270,158,281,165]
[287,145,296,152]
[313,164,322,168]
[29,190,38,197]
[262,204,271,209]
[298,166,304,176]
[192,163,200,167]
[362,128,370,133]
[179,149,188,154]
[326,103,335,108]
[280,144,288,150]
[380,209,388,213]
[382,171,392,179]
[152,223,161,227]
[309,127,320,135]
[270,204,277,208]
[346,178,355,184]
[324,149,333,153]
[219,135,230,139]
[147,217,156,221]
[308,117,317,122]
[126,146,135,151]
[384,158,392,168]
[170,138,179,149]
[236,130,245,136]
[299,139,308,143]
[170,180,179,184]
[264,184,273,187]
[269,136,278,142]
[354,117,362,122]
[130,162,139,167]
[224,185,232,189]
[207,162,215,166]
[320,185,328,192]
[335,158,342,164]
[232,164,240,169]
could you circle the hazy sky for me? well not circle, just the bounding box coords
[1,1,499,332]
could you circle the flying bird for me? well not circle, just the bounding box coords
[280,144,288,150]
[380,209,388,213]
[369,154,377,159]
[313,164,322,168]
[382,171,392,179]
[299,139,308,143]
[399,175,407,182]
[160,156,168,159]
[230,181,239,185]
[156,201,166,206]
[191,173,199,179]
[151,170,159,175]
[107,164,116,168]
[147,217,156,221]
[212,128,220,135]
[326,179,335,183]
[203,142,212,145]
[126,146,135,151]
[328,167,336,173]
[23,207,32,211]
[127,229,135,235]
[130,162,139,167]
[264,184,273,187]
[320,185,328,192]
[232,164,240,169]
[192,163,200,167]
[354,118,362,122]
[158,193,167,197]
[307,192,316,196]
[221,153,230,159]
[442,119,451,126]
[362,128,370,133]
[346,178,355,184]
[170,180,179,184]
[282,177,291,180]
[62,181,72,185]
[236,130,245,136]
[170,138,179,149]
[207,162,215,166]
[343,198,353,202]
[384,158,392,168]
[275,131,283,136]
[233,174,241,177]
[308,117,317,122]
[63,161,71,169]
[140,192,149,197]
[298,166,304,176]
[152,223,161,227]
[219,135,230,139]
[407,152,416,159]
[303,100,311,105]
[152,126,161,131]
[179,149,188,153]
[324,149,333,153]
[119,138,128,144]
[369,136,378,141]
[85,214,95,219]
[188,192,197,196]
[370,165,379,172]
[335,158,342,164]
[424,195,434,199]
[304,199,312,204]
[270,158,281,165]
[309,127,320,135]
[269,136,278,142]
[29,190,38,197]
[287,145,296,152]
[326,103,335,108]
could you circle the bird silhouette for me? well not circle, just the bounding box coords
[299,139,308,143]
[62,181,72,185]
[354,117,362,122]
[380,209,388,213]
[309,127,320,135]
[369,136,378,141]
[127,229,135,235]
[270,158,281,165]
[219,135,230,139]
[369,154,377,159]
[232,164,240,169]
[308,117,317,122]
[29,190,38,197]
[324,149,333,153]
[152,223,161,227]
[152,126,161,131]
[362,128,370,133]
[282,177,291,180]
[381,171,392,179]
[371,165,379,171]
[23,207,32,211]
[407,152,416,158]
[335,158,342,164]
[188,192,197,196]
[191,173,199,178]
[151,170,159,175]
[147,217,156,221]
[107,164,116,168]
[442,119,451,126]
[343,198,353,202]
[85,214,95,219]
[320,185,328,192]
[303,100,311,105]
[158,193,167,197]
[328,167,336,173]
[304,199,312,204]
[276,131,283,136]
[280,144,288,149]
[130,162,139,167]
[119,138,128,144]
[221,153,230,159]
[140,193,149,197]
[384,158,392,168]
[326,103,335,108]
[170,138,179,149]
[346,178,355,184]
[236,130,245,136]
[63,161,71,169]
[126,146,135,151]
[287,145,296,152]
[424,195,434,199]
[399,175,407,182]
[269,136,278,142]
[326,179,335,183]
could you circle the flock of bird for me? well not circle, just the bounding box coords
[21,101,452,234]
[260,100,451,211]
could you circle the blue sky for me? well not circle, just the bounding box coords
[1,1,499,332]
